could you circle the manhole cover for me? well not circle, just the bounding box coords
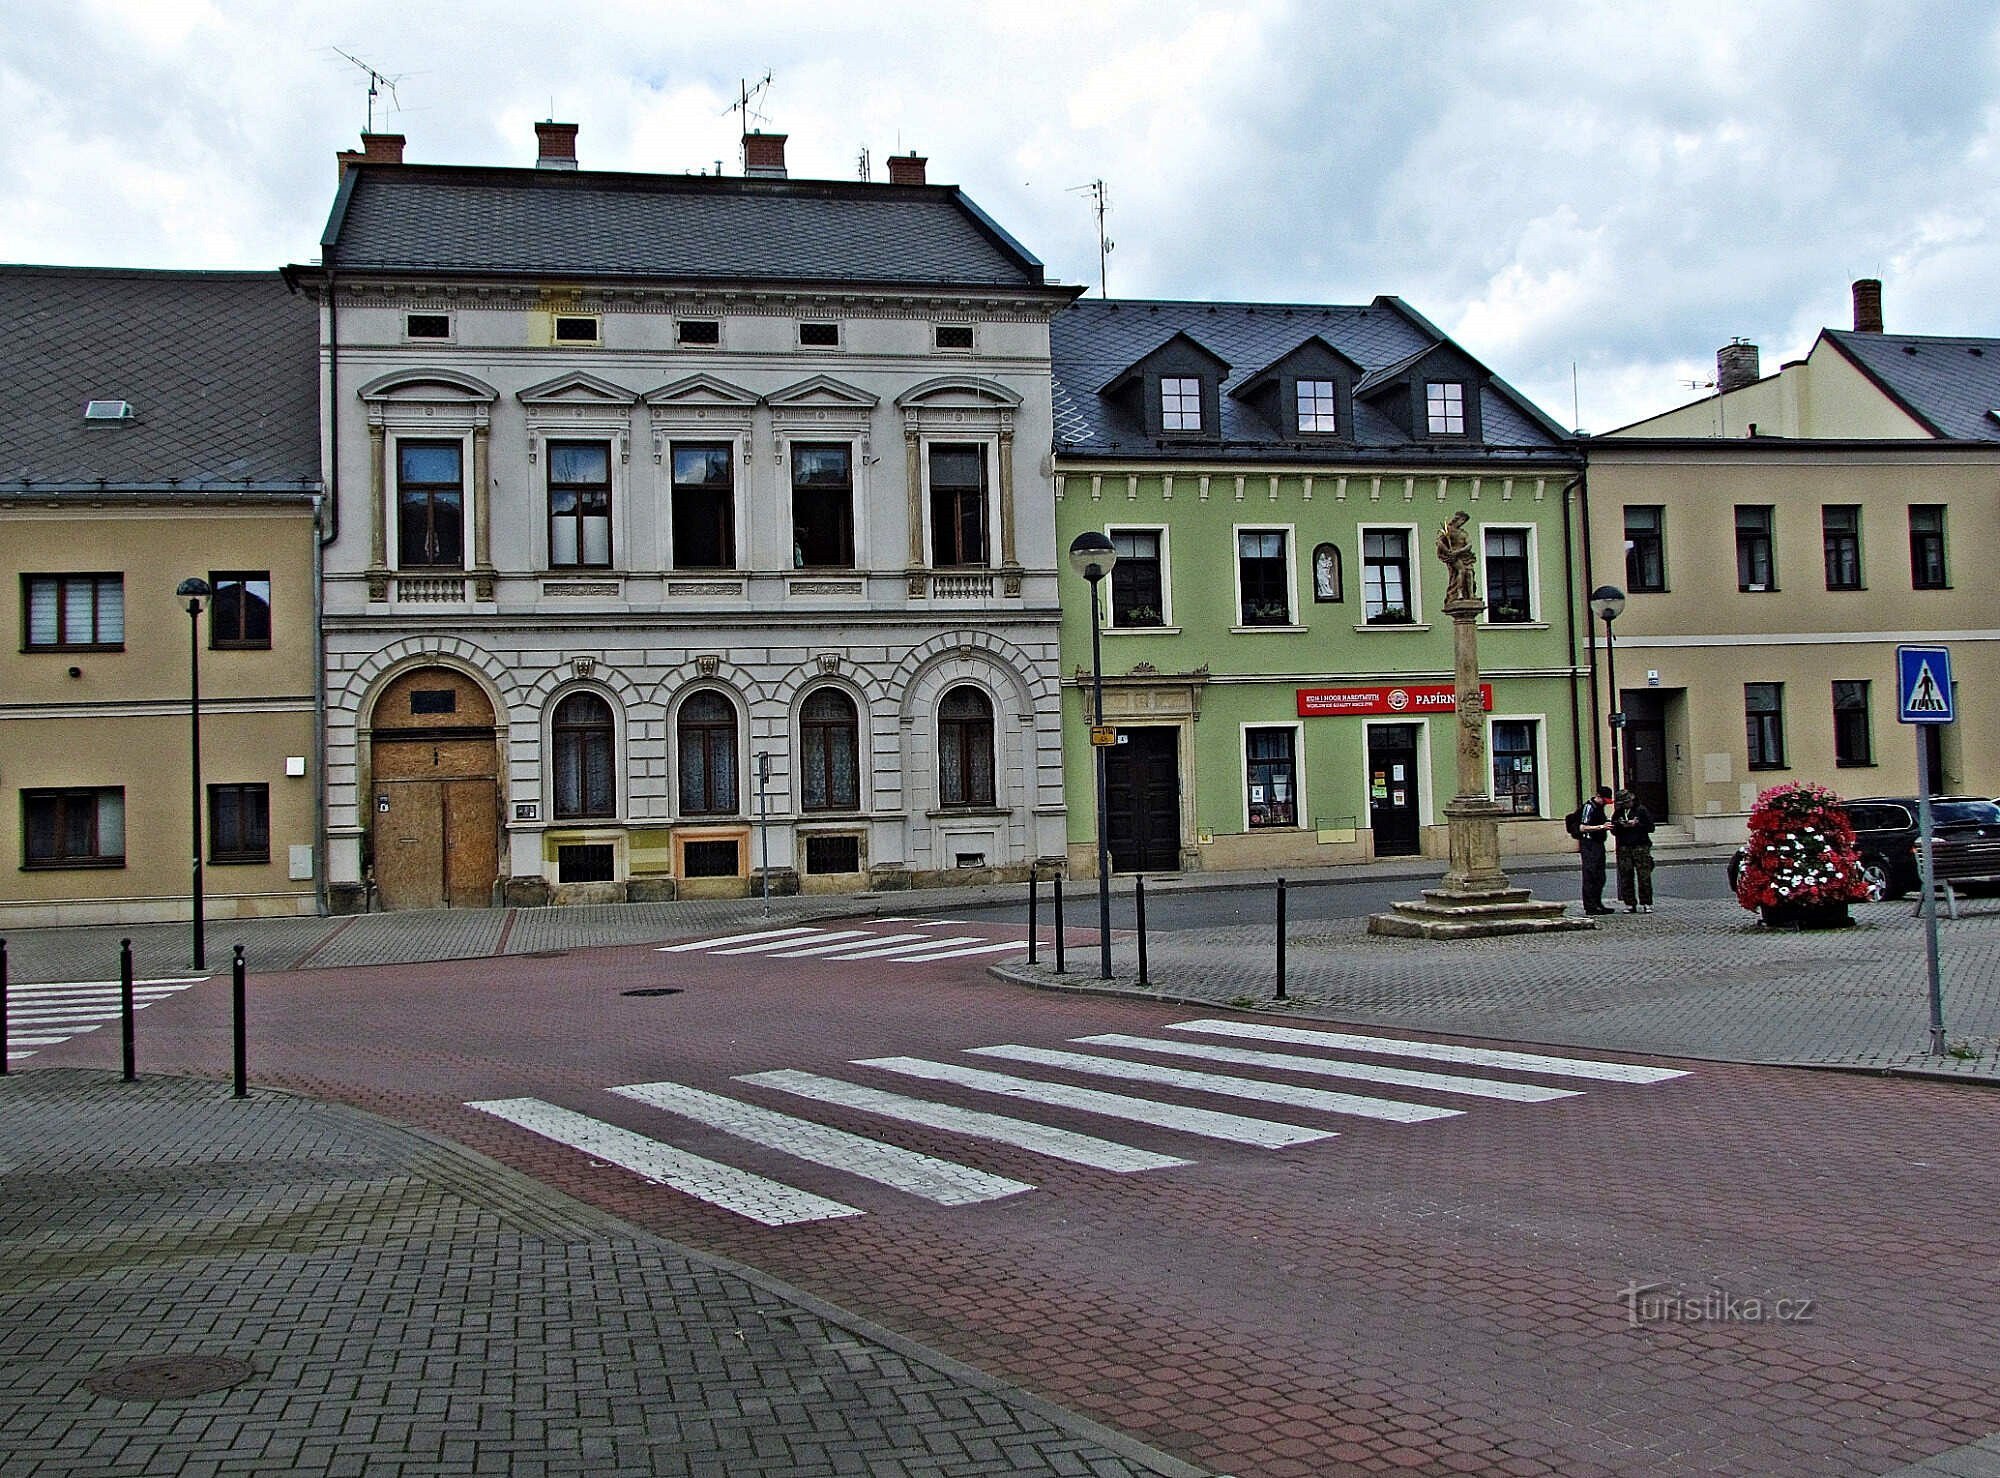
[621,987,684,997]
[87,1355,253,1401]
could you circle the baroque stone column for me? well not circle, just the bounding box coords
[903,426,926,592]
[366,422,389,601]
[472,423,495,600]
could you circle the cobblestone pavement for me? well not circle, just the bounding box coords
[1003,892,2000,1080]
[0,1069,1197,1478]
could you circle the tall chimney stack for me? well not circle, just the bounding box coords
[743,131,788,179]
[337,131,406,177]
[1716,338,1761,394]
[1852,278,1883,334]
[535,121,579,170]
[885,152,928,186]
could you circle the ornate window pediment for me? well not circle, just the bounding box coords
[768,374,879,411]
[358,368,499,405]
[516,371,639,409]
[642,373,760,410]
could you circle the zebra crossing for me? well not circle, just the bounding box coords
[2,975,209,1061]
[656,919,1031,966]
[467,1019,1690,1227]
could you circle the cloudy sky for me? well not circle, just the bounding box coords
[4,0,1996,430]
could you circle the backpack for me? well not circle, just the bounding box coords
[1565,805,1585,840]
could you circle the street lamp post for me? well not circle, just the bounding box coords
[1067,531,1119,981]
[177,577,212,971]
[1589,585,1627,796]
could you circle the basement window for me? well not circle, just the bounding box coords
[554,314,600,345]
[558,843,615,883]
[677,319,721,347]
[405,313,452,340]
[683,839,739,878]
[804,834,862,874]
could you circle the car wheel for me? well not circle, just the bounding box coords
[1858,856,1893,902]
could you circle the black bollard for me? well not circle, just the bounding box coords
[1135,878,1150,988]
[1275,878,1288,1001]
[1027,872,1039,965]
[0,936,9,1076]
[120,937,136,1081]
[1053,876,1067,975]
[232,944,248,1099]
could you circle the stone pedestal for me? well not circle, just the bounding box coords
[1369,595,1593,938]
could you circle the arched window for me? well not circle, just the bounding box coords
[678,691,739,816]
[938,686,995,808]
[800,689,860,812]
[552,691,615,819]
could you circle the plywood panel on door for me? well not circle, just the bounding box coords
[443,779,499,909]
[375,780,445,910]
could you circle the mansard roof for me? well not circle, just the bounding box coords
[0,267,320,493]
[312,163,1063,293]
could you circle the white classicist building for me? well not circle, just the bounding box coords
[290,125,1079,910]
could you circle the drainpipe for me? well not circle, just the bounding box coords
[1560,473,1586,813]
[322,264,339,548]
[311,493,329,917]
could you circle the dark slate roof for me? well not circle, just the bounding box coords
[320,165,1051,289]
[1824,329,2000,442]
[1051,297,1573,459]
[0,267,321,490]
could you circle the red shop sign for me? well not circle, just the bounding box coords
[1295,683,1493,717]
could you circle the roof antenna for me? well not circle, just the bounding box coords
[331,48,402,134]
[724,71,774,169]
[857,146,871,182]
[1067,179,1115,297]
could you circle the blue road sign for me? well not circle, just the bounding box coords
[1896,645,1955,724]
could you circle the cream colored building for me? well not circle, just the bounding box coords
[1588,280,1999,839]
[0,269,323,927]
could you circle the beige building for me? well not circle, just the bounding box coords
[0,269,323,927]
[1587,280,1999,840]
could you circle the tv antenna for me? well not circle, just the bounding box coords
[725,71,774,166]
[857,146,871,182]
[1068,179,1115,296]
[331,48,403,134]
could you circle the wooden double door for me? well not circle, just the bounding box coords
[369,669,501,911]
[1103,727,1182,873]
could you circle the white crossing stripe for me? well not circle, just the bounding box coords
[7,975,207,992]
[12,1029,102,1044]
[738,1069,1191,1173]
[8,983,199,999]
[969,1045,1462,1125]
[1072,1034,1581,1103]
[889,940,1030,963]
[912,919,971,926]
[9,989,184,1004]
[1166,1020,1690,1084]
[4,1051,35,1060]
[11,1005,178,1023]
[855,1056,1333,1148]
[823,935,986,961]
[609,1080,1031,1205]
[768,932,935,959]
[466,1097,862,1226]
[657,926,818,952]
[709,929,876,957]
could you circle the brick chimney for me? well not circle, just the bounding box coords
[743,131,788,178]
[535,121,579,170]
[1716,338,1761,394]
[336,131,406,177]
[1852,278,1883,334]
[886,152,928,186]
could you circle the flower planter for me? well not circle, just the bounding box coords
[1758,901,1853,930]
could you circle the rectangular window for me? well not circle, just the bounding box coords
[798,321,841,347]
[1745,682,1786,770]
[22,787,124,868]
[1624,506,1665,593]
[671,443,735,569]
[928,443,989,567]
[1821,505,1862,590]
[1833,680,1872,768]
[404,312,451,340]
[396,440,464,568]
[1245,728,1298,830]
[1735,505,1775,591]
[1425,382,1466,434]
[1236,530,1291,626]
[1491,721,1540,816]
[553,314,599,344]
[1483,529,1532,623]
[547,441,612,568]
[208,572,272,649]
[1361,529,1413,624]
[558,843,616,883]
[1295,379,1338,433]
[1109,529,1164,627]
[23,574,124,649]
[791,444,854,567]
[804,834,862,874]
[682,839,739,878]
[1160,376,1202,432]
[676,319,720,346]
[208,783,270,864]
[934,323,975,351]
[1910,505,1948,589]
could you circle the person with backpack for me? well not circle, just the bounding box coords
[1612,789,1656,913]
[1572,785,1615,915]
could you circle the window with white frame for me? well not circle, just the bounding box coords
[928,443,989,567]
[791,444,855,568]
[1482,528,1532,623]
[1236,529,1291,626]
[1490,721,1540,815]
[1361,529,1414,624]
[396,439,465,568]
[1425,382,1466,435]
[671,443,735,569]
[547,441,612,568]
[1160,377,1202,432]
[1109,529,1165,627]
[1295,380,1338,434]
[1245,728,1298,829]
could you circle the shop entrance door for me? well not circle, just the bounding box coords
[1367,724,1421,857]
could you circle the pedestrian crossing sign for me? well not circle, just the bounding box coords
[1896,645,1954,724]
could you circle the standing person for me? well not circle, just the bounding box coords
[1612,788,1656,913]
[1577,785,1614,915]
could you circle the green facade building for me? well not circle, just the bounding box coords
[1051,297,1585,875]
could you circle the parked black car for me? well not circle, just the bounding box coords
[1727,796,2000,901]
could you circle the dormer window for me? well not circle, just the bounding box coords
[1296,380,1338,434]
[1161,377,1203,431]
[1426,382,1466,435]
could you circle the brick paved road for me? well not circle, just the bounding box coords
[27,927,2000,1477]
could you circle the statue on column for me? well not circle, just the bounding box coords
[1436,510,1479,605]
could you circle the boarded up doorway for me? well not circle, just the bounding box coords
[369,668,500,910]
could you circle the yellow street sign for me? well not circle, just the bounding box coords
[1090,726,1117,747]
